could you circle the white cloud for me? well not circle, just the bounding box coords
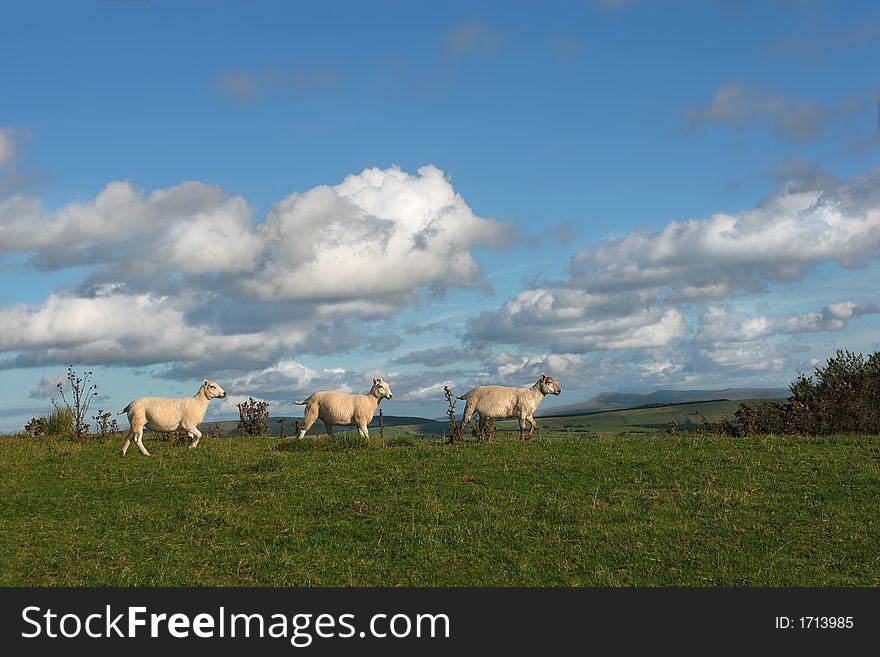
[465,166,880,384]
[0,165,511,370]
[246,165,508,303]
[0,290,310,372]
[1,166,508,306]
[568,171,880,298]
[488,351,584,384]
[698,342,789,373]
[0,180,233,266]
[402,379,458,401]
[696,301,880,343]
[226,360,354,397]
[29,373,67,398]
[468,287,687,352]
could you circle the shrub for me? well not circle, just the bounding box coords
[43,403,74,438]
[700,349,880,437]
[91,410,119,439]
[238,397,269,436]
[24,417,45,439]
[783,350,880,435]
[56,366,98,440]
[443,386,465,444]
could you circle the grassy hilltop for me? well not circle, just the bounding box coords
[0,431,877,587]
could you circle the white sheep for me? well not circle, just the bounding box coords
[118,379,227,456]
[294,378,393,439]
[457,373,561,441]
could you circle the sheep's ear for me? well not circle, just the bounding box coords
[540,372,547,380]
[203,379,209,386]
[372,377,378,385]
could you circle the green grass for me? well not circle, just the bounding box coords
[0,432,877,586]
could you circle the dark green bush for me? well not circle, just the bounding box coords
[701,349,880,437]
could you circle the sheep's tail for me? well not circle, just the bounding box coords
[117,402,132,415]
[457,395,467,400]
[294,400,307,405]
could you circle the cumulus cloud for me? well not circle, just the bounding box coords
[226,360,351,396]
[567,168,880,298]
[29,373,67,398]
[0,289,402,376]
[245,165,509,303]
[466,166,880,380]
[1,166,508,302]
[697,341,790,374]
[0,165,511,371]
[468,287,687,352]
[0,180,238,268]
[689,82,849,141]
[487,351,585,383]
[697,301,880,343]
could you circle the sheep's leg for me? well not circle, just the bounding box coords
[526,415,537,440]
[133,427,150,456]
[356,424,369,439]
[186,425,203,449]
[518,416,527,441]
[460,402,474,430]
[299,404,319,439]
[477,414,488,441]
[324,421,334,439]
[121,430,133,456]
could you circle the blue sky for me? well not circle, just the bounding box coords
[1,0,879,430]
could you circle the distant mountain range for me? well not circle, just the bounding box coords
[535,387,789,417]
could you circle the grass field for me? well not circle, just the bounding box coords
[0,432,877,587]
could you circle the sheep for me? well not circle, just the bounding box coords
[294,378,393,439]
[457,373,561,441]
[118,379,227,456]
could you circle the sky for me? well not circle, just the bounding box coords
[1,0,879,430]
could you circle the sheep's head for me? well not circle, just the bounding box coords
[202,379,227,400]
[539,373,561,396]
[371,377,393,400]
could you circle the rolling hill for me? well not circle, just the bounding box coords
[536,387,788,417]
